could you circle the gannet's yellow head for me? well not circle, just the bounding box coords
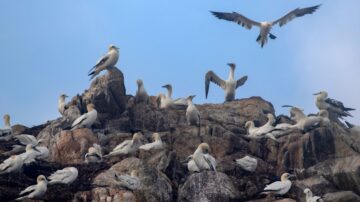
[3,114,10,125]
[87,104,95,112]
[313,91,328,99]
[152,133,161,141]
[281,173,295,181]
[88,147,97,154]
[108,44,119,51]
[227,63,236,70]
[136,79,143,86]
[245,121,254,129]
[132,132,142,141]
[37,175,48,183]
[198,143,211,154]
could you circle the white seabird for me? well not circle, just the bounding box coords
[186,95,200,126]
[282,105,306,122]
[71,103,97,130]
[105,133,142,157]
[0,155,23,174]
[262,173,295,195]
[314,91,355,119]
[211,5,320,47]
[85,143,103,163]
[139,133,164,151]
[18,144,42,165]
[34,146,49,160]
[58,94,68,115]
[304,188,323,202]
[48,167,78,185]
[205,63,248,102]
[290,110,329,132]
[184,155,200,173]
[192,143,217,172]
[235,156,258,172]
[88,44,119,80]
[114,170,141,190]
[158,84,188,109]
[135,79,149,104]
[0,114,12,137]
[244,114,280,140]
[16,175,48,201]
[10,135,45,154]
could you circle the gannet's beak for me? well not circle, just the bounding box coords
[288,174,296,179]
[64,95,69,98]
[313,92,321,95]
[281,105,293,108]
[33,146,41,152]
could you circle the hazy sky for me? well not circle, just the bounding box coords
[1,1,359,127]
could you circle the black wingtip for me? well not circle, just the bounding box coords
[345,121,354,129]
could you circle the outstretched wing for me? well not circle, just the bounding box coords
[272,4,321,27]
[236,76,248,89]
[205,71,225,98]
[211,11,261,29]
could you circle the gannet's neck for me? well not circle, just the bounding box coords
[4,120,10,129]
[228,67,235,80]
[187,99,193,106]
[166,87,172,99]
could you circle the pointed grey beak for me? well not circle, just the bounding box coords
[33,146,41,152]
[65,95,69,98]
[282,105,293,108]
[313,92,321,95]
[288,174,296,179]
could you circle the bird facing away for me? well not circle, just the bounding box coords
[88,44,119,80]
[114,170,141,190]
[186,95,200,126]
[105,133,142,157]
[58,94,68,115]
[135,79,149,104]
[0,155,24,174]
[85,143,103,163]
[71,104,98,130]
[16,175,48,201]
[205,63,248,102]
[211,5,321,47]
[192,143,217,172]
[262,173,295,195]
[0,114,12,136]
[314,91,355,119]
[48,167,78,185]
[304,188,323,202]
[235,156,258,172]
[139,133,164,151]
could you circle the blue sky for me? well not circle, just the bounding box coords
[1,1,359,127]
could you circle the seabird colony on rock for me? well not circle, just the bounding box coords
[205,63,248,102]
[314,91,355,119]
[157,84,188,109]
[88,44,119,80]
[85,143,103,163]
[211,5,320,47]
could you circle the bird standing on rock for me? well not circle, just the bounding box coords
[88,44,119,80]
[0,114,12,137]
[186,95,200,126]
[192,143,217,172]
[0,155,24,174]
[135,79,149,104]
[85,143,103,163]
[105,132,143,157]
[139,133,164,151]
[314,91,355,119]
[16,175,48,201]
[262,173,295,196]
[58,94,68,115]
[71,103,97,130]
[48,167,78,185]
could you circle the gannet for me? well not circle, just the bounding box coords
[290,110,329,132]
[244,114,280,140]
[345,121,360,135]
[34,146,49,160]
[262,173,295,195]
[192,143,217,172]
[205,63,248,102]
[184,155,200,173]
[15,135,44,147]
[85,143,103,163]
[211,5,320,47]
[105,133,142,157]
[282,105,306,122]
[48,167,78,185]
[186,95,200,126]
[314,91,355,119]
[58,94,68,115]
[88,44,119,80]
[16,175,48,201]
[139,133,164,151]
[71,103,97,130]
[135,79,149,104]
[235,156,258,172]
[304,188,323,202]
[0,155,23,174]
[158,84,187,109]
[114,170,141,190]
[19,144,42,164]
[0,114,12,136]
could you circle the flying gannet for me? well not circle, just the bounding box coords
[0,114,12,137]
[85,143,103,163]
[114,170,141,190]
[58,94,68,115]
[262,173,295,196]
[0,155,23,174]
[135,79,149,104]
[235,156,258,172]
[16,175,48,201]
[71,103,97,130]
[192,143,217,172]
[18,144,42,165]
[158,84,188,109]
[211,5,320,47]
[304,188,323,202]
[314,91,355,119]
[105,133,142,157]
[139,133,164,151]
[205,63,248,102]
[48,167,78,185]
[345,121,360,135]
[186,95,200,126]
[290,110,329,132]
[88,44,119,80]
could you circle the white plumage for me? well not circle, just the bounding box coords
[106,133,142,157]
[192,143,217,172]
[139,133,164,151]
[88,44,119,80]
[16,175,48,201]
[263,173,295,195]
[0,155,23,174]
[48,167,78,185]
[304,188,323,202]
[85,143,102,163]
[71,104,97,129]
[186,95,200,126]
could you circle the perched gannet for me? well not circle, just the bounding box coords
[48,167,78,185]
[304,188,323,202]
[105,133,142,157]
[186,95,200,126]
[85,143,102,163]
[139,133,164,151]
[16,175,48,201]
[0,114,12,136]
[235,156,258,172]
[135,79,149,104]
[184,155,200,173]
[71,103,97,130]
[15,135,44,147]
[262,173,295,195]
[19,144,41,164]
[245,114,280,140]
[314,91,355,119]
[290,110,329,132]
[345,121,360,135]
[0,155,23,174]
[282,105,306,122]
[205,63,248,102]
[34,146,49,160]
[158,84,187,109]
[192,143,217,172]
[114,170,141,190]
[211,5,320,47]
[88,44,119,80]
[58,94,68,115]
